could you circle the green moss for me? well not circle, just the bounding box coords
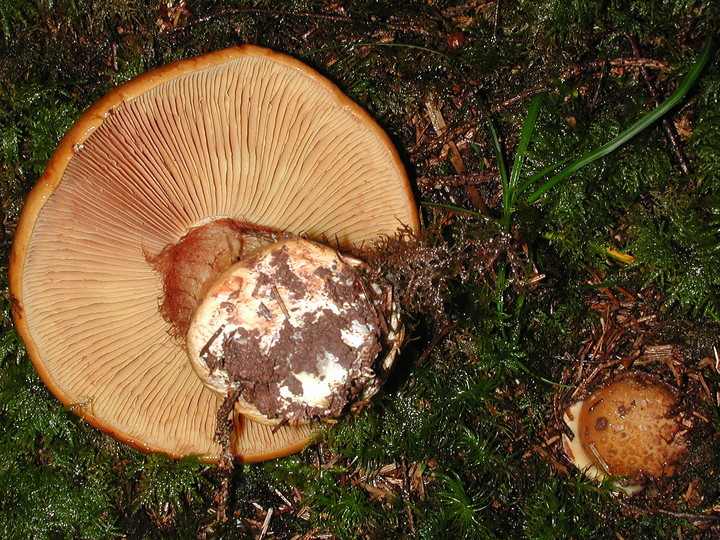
[521,474,616,539]
[629,191,720,317]
[2,1,720,537]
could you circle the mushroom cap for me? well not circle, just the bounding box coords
[563,376,687,487]
[10,45,418,462]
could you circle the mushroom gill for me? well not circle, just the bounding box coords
[10,45,419,462]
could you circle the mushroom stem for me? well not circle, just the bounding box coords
[148,218,284,339]
[186,238,400,425]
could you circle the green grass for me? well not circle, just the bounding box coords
[1,1,720,538]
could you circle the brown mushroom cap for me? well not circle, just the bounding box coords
[10,45,418,462]
[563,375,688,488]
[578,377,686,480]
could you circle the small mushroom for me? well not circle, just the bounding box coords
[563,375,688,491]
[10,46,419,462]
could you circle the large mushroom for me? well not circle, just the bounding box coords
[9,45,419,462]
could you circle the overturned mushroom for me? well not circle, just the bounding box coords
[10,46,419,462]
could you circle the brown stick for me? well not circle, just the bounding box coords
[493,0,502,42]
[620,500,720,523]
[215,387,243,523]
[488,57,673,114]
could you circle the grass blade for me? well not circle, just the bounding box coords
[525,38,714,204]
[514,157,572,197]
[509,93,545,194]
[483,116,511,229]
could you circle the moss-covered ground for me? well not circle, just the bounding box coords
[1,1,720,538]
